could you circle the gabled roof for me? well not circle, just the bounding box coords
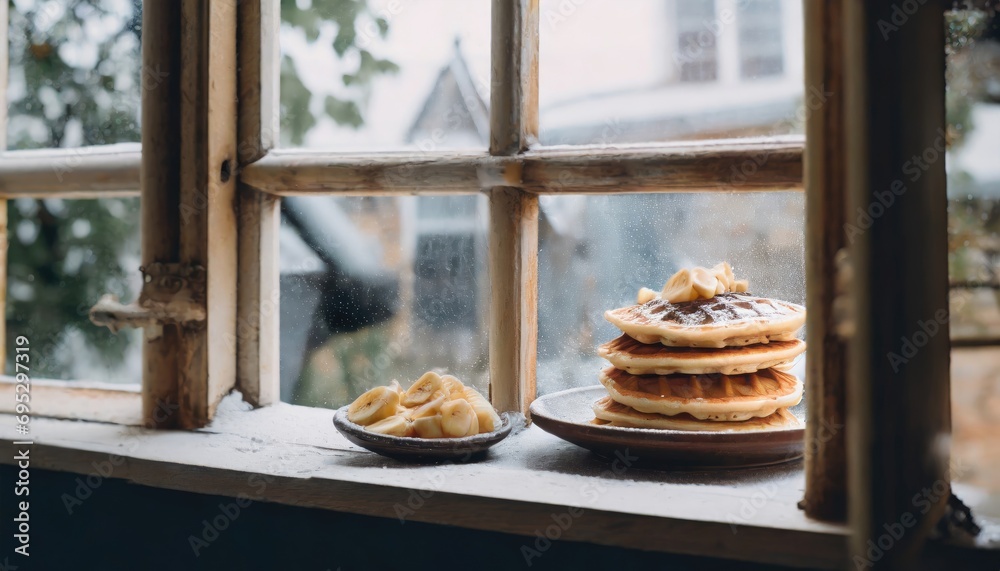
[406,39,489,146]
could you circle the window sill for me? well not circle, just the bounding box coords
[6,395,998,567]
[0,393,851,568]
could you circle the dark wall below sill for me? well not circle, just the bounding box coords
[0,466,799,571]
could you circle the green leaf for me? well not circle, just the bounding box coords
[324,95,363,128]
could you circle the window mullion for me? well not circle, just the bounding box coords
[235,0,281,408]
[487,0,539,415]
[801,0,847,523]
[135,0,239,428]
[139,0,183,427]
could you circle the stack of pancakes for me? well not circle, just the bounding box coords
[593,264,807,432]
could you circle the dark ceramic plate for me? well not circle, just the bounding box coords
[529,386,804,470]
[333,407,513,463]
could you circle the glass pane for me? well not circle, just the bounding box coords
[279,0,491,150]
[537,192,805,396]
[5,197,142,383]
[7,0,143,149]
[945,7,1000,511]
[280,195,489,408]
[539,0,805,145]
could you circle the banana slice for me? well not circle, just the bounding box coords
[402,371,443,407]
[659,263,748,302]
[714,279,726,295]
[690,266,719,299]
[365,414,413,437]
[440,399,479,437]
[463,387,501,433]
[637,287,658,304]
[662,268,698,303]
[441,374,466,396]
[711,262,736,289]
[388,380,404,396]
[412,415,446,439]
[347,386,400,426]
[409,390,447,419]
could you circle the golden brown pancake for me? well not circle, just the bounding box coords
[598,335,805,375]
[598,366,803,421]
[592,396,802,431]
[604,292,806,348]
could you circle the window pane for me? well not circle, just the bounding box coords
[279,0,491,150]
[536,192,805,396]
[5,197,141,383]
[539,0,805,145]
[738,0,784,79]
[280,195,489,408]
[7,0,143,149]
[945,7,1000,510]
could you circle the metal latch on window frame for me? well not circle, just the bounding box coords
[89,262,207,333]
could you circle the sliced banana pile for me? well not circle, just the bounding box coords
[638,262,749,304]
[347,372,502,438]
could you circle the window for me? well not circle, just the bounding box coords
[0,1,991,568]
[538,0,804,145]
[676,0,718,82]
[0,0,144,422]
[280,195,489,407]
[737,0,784,78]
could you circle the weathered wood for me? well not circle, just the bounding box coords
[239,139,804,196]
[488,0,539,415]
[177,0,240,427]
[488,188,538,414]
[240,150,509,194]
[237,0,279,166]
[235,185,279,407]
[518,139,802,193]
[843,1,952,567]
[234,0,280,407]
[801,0,848,523]
[0,378,142,425]
[141,0,183,428]
[0,408,850,569]
[0,146,141,197]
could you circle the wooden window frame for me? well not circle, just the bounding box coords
[2,0,993,567]
[233,0,804,417]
